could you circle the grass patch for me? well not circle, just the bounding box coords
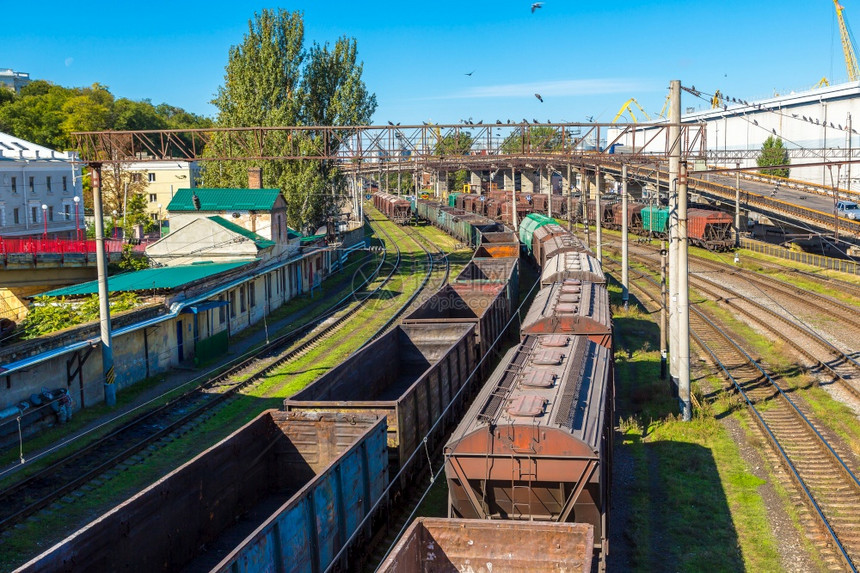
[613,301,782,572]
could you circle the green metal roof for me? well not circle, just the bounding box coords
[41,261,252,297]
[300,233,326,243]
[167,188,282,212]
[519,213,556,251]
[208,216,275,249]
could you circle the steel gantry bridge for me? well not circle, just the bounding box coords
[72,122,705,166]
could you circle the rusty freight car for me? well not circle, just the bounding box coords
[378,518,594,573]
[285,324,475,471]
[444,334,613,568]
[521,281,613,349]
[541,251,605,286]
[19,411,388,573]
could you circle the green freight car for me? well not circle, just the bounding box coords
[448,193,461,207]
[641,206,670,236]
[518,213,556,253]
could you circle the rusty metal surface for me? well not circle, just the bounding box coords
[540,233,591,267]
[531,223,571,267]
[71,122,705,164]
[474,231,519,258]
[541,251,605,286]
[444,334,612,544]
[19,411,386,573]
[284,324,475,468]
[377,518,594,573]
[522,282,612,346]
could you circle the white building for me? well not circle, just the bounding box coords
[610,81,860,192]
[0,132,84,239]
[120,160,200,221]
[0,68,30,93]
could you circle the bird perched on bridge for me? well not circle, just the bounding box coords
[535,93,544,103]
[531,2,543,13]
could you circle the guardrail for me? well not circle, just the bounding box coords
[740,238,859,275]
[0,238,125,254]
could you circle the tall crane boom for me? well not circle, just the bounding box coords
[835,0,860,82]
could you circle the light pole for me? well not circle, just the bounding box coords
[41,204,47,239]
[157,204,162,238]
[112,210,118,239]
[73,195,81,240]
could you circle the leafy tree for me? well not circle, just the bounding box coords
[757,136,790,178]
[500,126,562,154]
[21,293,140,338]
[113,244,150,272]
[202,8,376,232]
[99,161,150,217]
[434,132,474,191]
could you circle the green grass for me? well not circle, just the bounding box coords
[612,291,782,572]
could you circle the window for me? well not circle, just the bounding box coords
[13,208,19,225]
[266,274,273,298]
[132,173,143,183]
[149,194,157,203]
[229,291,236,317]
[31,206,37,223]
[218,295,226,324]
[249,283,256,308]
[48,206,54,221]
[46,176,52,192]
[240,285,247,312]
[64,205,70,220]
[28,176,34,192]
[62,176,68,191]
[11,177,16,193]
[148,173,156,182]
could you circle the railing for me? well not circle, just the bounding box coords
[0,238,126,255]
[740,238,859,275]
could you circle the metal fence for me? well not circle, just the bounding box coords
[740,238,859,275]
[0,238,126,254]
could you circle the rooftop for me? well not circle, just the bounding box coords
[208,216,275,249]
[167,188,282,212]
[41,261,252,297]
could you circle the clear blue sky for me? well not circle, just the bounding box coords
[4,0,854,125]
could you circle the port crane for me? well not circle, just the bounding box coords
[611,98,651,123]
[834,0,860,81]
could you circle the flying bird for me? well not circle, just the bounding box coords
[531,2,543,13]
[465,70,475,76]
[535,93,544,103]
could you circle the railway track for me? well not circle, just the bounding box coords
[745,257,860,302]
[604,258,860,571]
[0,213,420,539]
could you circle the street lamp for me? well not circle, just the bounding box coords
[73,196,81,240]
[112,209,118,239]
[41,204,47,239]
[157,204,162,238]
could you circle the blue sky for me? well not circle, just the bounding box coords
[3,1,855,125]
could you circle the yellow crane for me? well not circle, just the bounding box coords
[612,98,651,123]
[834,0,860,82]
[711,89,724,109]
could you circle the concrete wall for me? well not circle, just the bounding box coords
[0,250,334,417]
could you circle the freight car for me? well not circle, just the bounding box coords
[284,324,475,472]
[688,208,735,251]
[641,205,670,237]
[522,281,613,349]
[444,334,613,567]
[606,202,645,233]
[541,251,606,286]
[20,411,388,573]
[540,231,590,269]
[373,191,412,224]
[378,518,595,573]
[518,213,556,254]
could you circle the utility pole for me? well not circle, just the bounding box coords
[595,166,602,264]
[678,160,691,421]
[567,164,573,231]
[660,241,668,380]
[735,162,741,247]
[668,79,681,395]
[621,164,629,310]
[583,169,590,249]
[91,164,116,407]
[511,166,519,231]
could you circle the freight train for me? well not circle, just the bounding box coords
[22,200,612,572]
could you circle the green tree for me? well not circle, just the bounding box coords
[757,136,790,178]
[434,132,474,191]
[202,8,376,232]
[21,293,140,338]
[500,126,562,154]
